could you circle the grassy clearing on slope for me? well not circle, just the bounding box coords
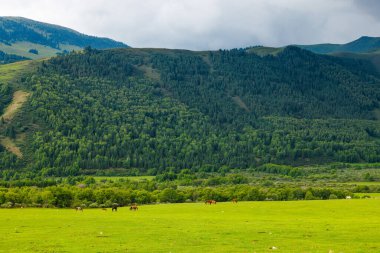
[231,96,250,112]
[246,46,284,56]
[0,42,81,59]
[0,199,379,253]
[0,60,34,83]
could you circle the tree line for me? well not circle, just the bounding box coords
[0,184,353,208]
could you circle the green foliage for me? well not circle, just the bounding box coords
[0,82,12,114]
[0,183,351,207]
[256,164,303,177]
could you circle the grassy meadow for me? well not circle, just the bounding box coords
[0,42,81,59]
[0,60,34,83]
[93,176,155,182]
[1,199,380,253]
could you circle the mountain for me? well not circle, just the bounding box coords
[296,36,380,54]
[0,46,379,176]
[0,16,128,61]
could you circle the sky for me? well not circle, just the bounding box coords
[1,0,380,50]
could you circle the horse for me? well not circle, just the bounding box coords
[75,206,83,212]
[112,206,118,212]
[102,208,107,211]
[205,200,216,205]
[130,205,138,211]
[232,198,238,203]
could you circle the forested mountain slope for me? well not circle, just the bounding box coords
[0,47,380,176]
[0,17,128,61]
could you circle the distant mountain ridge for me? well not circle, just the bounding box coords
[296,36,380,54]
[0,16,128,61]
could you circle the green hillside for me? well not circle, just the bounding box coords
[0,47,380,176]
[331,50,380,75]
[0,16,128,61]
[297,36,380,54]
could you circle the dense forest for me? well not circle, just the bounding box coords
[0,47,380,176]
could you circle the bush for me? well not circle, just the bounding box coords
[305,191,316,200]
[89,202,99,208]
[28,49,39,55]
[1,202,13,208]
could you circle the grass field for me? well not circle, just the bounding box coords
[0,42,81,59]
[1,199,380,253]
[0,60,34,83]
[94,176,155,182]
[340,181,380,186]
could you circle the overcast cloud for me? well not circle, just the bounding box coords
[0,0,380,50]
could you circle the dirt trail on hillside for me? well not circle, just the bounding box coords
[2,91,30,121]
[0,90,30,158]
[0,137,23,158]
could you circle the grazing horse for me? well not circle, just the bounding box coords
[205,200,217,205]
[232,198,238,203]
[76,206,83,212]
[112,206,118,212]
[130,205,138,211]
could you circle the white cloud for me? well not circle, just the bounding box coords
[0,0,379,50]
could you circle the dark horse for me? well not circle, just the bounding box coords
[130,205,138,211]
[205,200,217,205]
[112,204,118,212]
[232,198,238,203]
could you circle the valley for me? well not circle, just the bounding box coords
[0,12,379,252]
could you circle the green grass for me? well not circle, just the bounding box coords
[0,42,81,59]
[246,46,284,56]
[354,193,380,198]
[1,199,380,252]
[0,60,35,83]
[94,176,155,182]
[339,181,380,186]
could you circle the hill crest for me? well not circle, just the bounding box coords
[0,16,128,61]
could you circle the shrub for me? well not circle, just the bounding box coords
[89,202,99,208]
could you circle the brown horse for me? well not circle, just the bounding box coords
[205,200,217,205]
[232,198,238,203]
[112,206,118,212]
[130,205,138,211]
